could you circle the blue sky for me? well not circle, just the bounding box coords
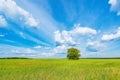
[0,0,120,58]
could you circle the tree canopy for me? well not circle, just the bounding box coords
[67,48,81,60]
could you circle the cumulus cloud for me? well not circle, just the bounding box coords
[54,24,97,46]
[54,30,76,45]
[71,24,97,35]
[0,15,7,27]
[102,27,120,41]
[53,45,67,54]
[108,0,120,16]
[54,30,65,44]
[0,0,39,27]
[109,0,117,6]
[86,41,105,52]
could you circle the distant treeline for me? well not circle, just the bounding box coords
[81,57,120,59]
[0,57,120,59]
[0,57,30,59]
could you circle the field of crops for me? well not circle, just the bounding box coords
[0,59,120,80]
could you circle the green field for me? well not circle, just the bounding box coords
[0,59,120,80]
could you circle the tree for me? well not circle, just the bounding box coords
[67,48,81,60]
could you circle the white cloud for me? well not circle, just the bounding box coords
[54,24,97,45]
[54,30,64,44]
[109,0,120,16]
[71,24,97,35]
[109,0,117,6]
[0,0,39,27]
[62,30,76,44]
[53,45,67,54]
[0,15,7,27]
[102,27,120,41]
[86,41,105,52]
[54,30,76,45]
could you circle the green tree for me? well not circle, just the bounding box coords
[67,48,81,60]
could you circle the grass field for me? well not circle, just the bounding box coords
[0,59,120,80]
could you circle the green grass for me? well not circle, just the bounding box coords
[0,59,120,80]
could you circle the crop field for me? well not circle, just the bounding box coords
[0,59,120,80]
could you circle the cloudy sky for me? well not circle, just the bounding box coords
[0,0,120,58]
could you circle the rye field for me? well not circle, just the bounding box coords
[0,59,120,80]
